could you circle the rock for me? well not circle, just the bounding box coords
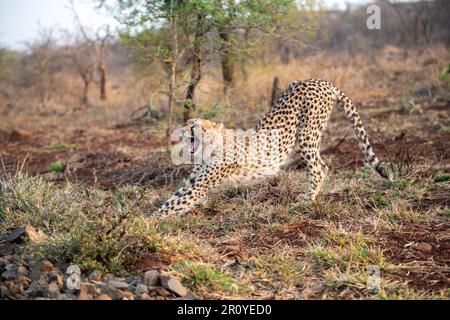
[25,280,47,297]
[3,227,27,243]
[144,270,159,286]
[121,291,134,300]
[46,282,60,298]
[96,294,112,301]
[414,243,433,252]
[17,265,29,276]
[78,283,96,301]
[49,270,64,289]
[125,276,141,287]
[8,282,24,296]
[153,286,172,297]
[108,280,129,290]
[87,270,102,281]
[1,268,17,281]
[39,260,54,272]
[159,274,188,297]
[16,275,32,286]
[176,290,198,301]
[137,293,152,301]
[0,285,10,298]
[100,285,123,300]
[135,283,149,296]
[2,226,45,244]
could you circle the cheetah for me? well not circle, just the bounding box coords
[155,79,393,216]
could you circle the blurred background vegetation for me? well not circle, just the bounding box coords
[0,0,449,141]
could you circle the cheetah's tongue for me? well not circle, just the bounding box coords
[190,139,199,153]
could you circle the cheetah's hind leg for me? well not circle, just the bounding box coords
[299,149,329,203]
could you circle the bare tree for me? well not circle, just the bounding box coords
[64,40,96,105]
[70,0,112,101]
[23,28,60,110]
[96,27,111,101]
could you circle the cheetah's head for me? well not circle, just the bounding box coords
[184,118,224,154]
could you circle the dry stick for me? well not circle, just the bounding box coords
[0,154,7,176]
[19,152,30,172]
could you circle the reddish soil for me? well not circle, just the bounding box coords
[380,222,450,292]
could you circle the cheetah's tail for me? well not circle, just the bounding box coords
[335,89,394,181]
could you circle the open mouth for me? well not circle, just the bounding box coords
[189,126,201,154]
[190,137,200,154]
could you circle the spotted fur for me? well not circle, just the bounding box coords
[155,79,393,216]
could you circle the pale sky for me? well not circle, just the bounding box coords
[0,0,120,50]
[0,0,369,50]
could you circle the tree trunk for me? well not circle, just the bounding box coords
[82,79,90,105]
[98,64,107,100]
[219,30,234,96]
[182,14,204,123]
[166,10,179,147]
[218,0,236,96]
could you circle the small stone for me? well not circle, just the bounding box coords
[96,294,112,301]
[16,275,32,285]
[0,285,10,298]
[49,271,64,289]
[79,282,96,301]
[135,283,149,296]
[144,270,159,286]
[125,276,140,285]
[1,268,17,281]
[17,265,29,276]
[176,290,198,301]
[25,280,47,297]
[8,283,24,296]
[121,291,134,300]
[87,270,102,281]
[39,260,54,272]
[101,285,123,300]
[156,286,172,297]
[108,280,129,290]
[137,293,152,301]
[159,274,187,297]
[4,227,27,243]
[46,281,60,298]
[24,226,46,243]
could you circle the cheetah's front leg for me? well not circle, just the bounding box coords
[154,163,239,216]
